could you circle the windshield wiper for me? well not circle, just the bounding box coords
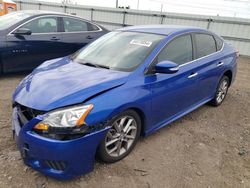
[96,64,110,69]
[82,62,110,69]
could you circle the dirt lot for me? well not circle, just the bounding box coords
[0,57,249,188]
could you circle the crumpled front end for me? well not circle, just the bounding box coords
[12,104,109,179]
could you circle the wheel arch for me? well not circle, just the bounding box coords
[108,106,147,137]
[128,107,146,136]
[223,70,233,87]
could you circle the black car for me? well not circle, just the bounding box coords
[0,10,108,73]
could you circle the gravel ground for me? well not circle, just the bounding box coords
[0,57,249,188]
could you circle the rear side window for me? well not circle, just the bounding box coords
[215,36,223,51]
[89,24,100,31]
[195,33,216,58]
[158,34,193,65]
[63,17,88,32]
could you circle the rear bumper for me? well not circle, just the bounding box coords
[13,113,109,179]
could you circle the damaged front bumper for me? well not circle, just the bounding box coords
[12,107,109,180]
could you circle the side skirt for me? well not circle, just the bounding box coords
[144,97,213,136]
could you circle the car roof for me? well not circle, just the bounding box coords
[14,10,85,19]
[11,10,107,30]
[117,25,208,36]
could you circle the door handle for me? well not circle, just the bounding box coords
[188,72,198,79]
[50,37,60,41]
[86,35,93,39]
[217,61,224,67]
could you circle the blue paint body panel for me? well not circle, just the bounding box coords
[12,25,238,179]
[14,115,109,179]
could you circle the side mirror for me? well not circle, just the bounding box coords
[13,28,32,36]
[155,60,179,74]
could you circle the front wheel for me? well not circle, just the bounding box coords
[97,110,141,163]
[210,76,230,106]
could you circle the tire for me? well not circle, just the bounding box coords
[97,110,141,163]
[210,75,230,106]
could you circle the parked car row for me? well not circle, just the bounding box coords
[0,10,108,73]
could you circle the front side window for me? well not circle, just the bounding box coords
[72,31,165,71]
[158,34,193,65]
[195,33,216,58]
[63,17,88,32]
[20,17,58,33]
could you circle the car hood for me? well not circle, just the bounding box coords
[13,57,130,111]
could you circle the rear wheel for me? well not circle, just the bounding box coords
[210,76,230,106]
[97,110,141,163]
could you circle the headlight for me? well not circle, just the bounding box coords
[33,104,93,137]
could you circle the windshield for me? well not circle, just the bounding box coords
[0,12,32,30]
[72,31,165,71]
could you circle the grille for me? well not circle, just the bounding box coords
[14,103,45,126]
[13,103,45,121]
[45,160,67,171]
[17,103,45,121]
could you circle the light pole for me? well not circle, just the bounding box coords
[116,0,118,8]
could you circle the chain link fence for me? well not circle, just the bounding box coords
[14,0,250,56]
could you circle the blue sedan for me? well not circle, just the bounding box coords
[12,25,237,179]
[0,10,108,74]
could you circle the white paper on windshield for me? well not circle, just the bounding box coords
[130,39,152,47]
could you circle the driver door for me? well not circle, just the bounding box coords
[147,34,201,129]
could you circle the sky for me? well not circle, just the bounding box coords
[40,0,250,18]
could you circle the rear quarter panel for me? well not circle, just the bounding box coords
[219,42,237,86]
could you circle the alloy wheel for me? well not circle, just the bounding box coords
[216,79,229,104]
[105,116,137,157]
